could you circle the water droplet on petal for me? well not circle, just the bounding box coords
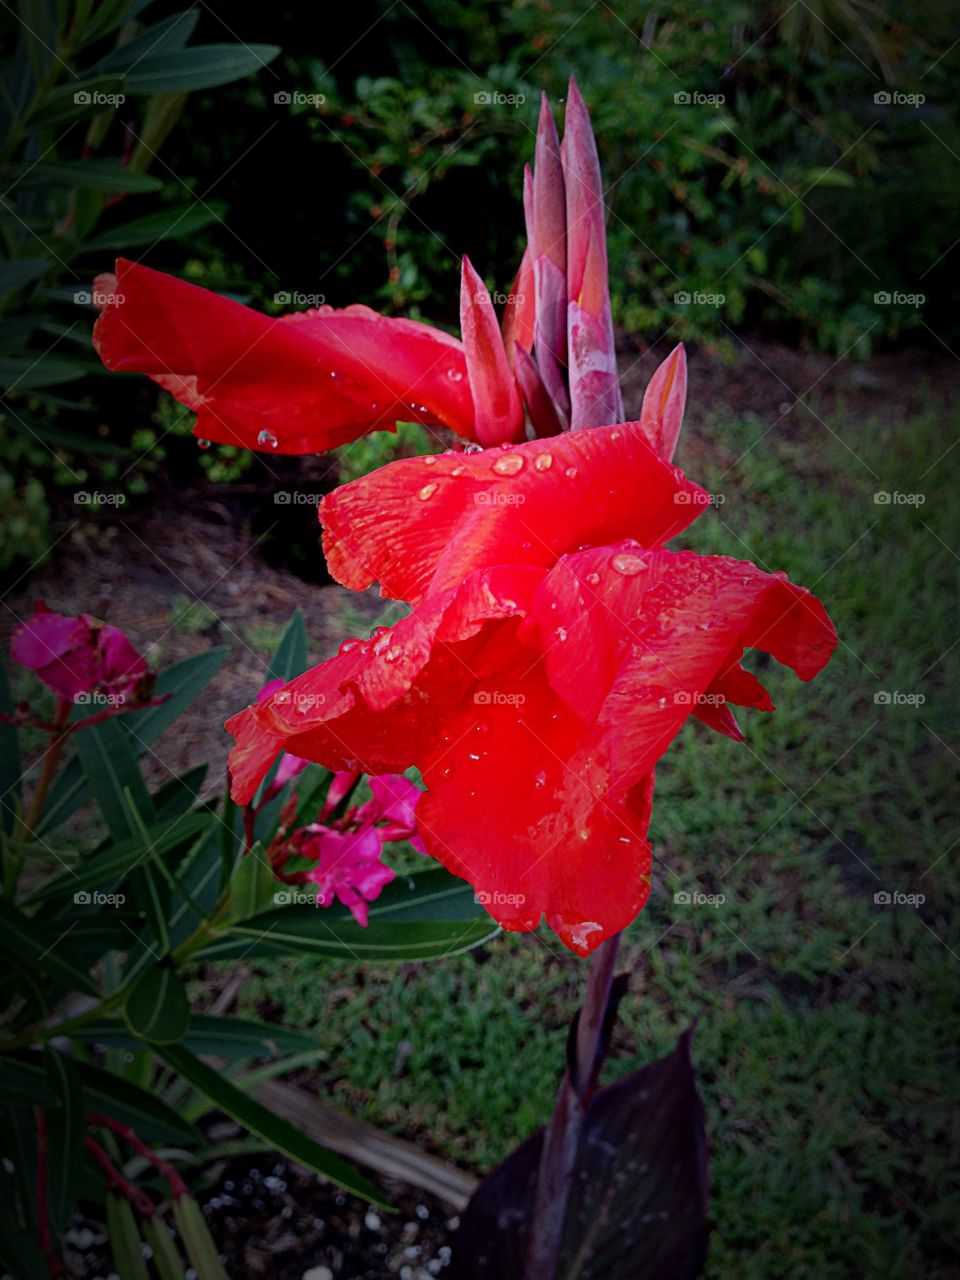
[492,454,524,476]
[464,443,484,454]
[419,482,438,501]
[565,466,578,478]
[612,552,645,576]
[556,626,568,642]
[468,752,481,762]
[535,453,553,471]
[586,571,600,586]
[274,690,290,705]
[451,465,465,476]
[423,455,436,466]
[447,366,464,382]
[534,769,548,789]
[257,428,279,450]
[197,438,211,450]
[384,646,402,662]
[339,638,361,654]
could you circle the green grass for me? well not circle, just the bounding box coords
[230,394,960,1278]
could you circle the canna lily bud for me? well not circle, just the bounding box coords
[459,256,525,446]
[639,343,688,462]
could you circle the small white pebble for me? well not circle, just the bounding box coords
[302,1268,334,1280]
[364,1211,381,1231]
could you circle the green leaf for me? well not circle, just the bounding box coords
[142,1215,188,1280]
[106,1191,150,1280]
[0,409,129,455]
[43,1047,86,1233]
[83,202,227,252]
[0,355,87,392]
[156,1044,387,1205]
[0,258,51,295]
[13,160,163,192]
[0,899,97,995]
[74,1059,197,1143]
[0,1055,59,1105]
[74,1014,318,1059]
[0,655,21,833]
[227,845,278,923]
[25,810,212,905]
[267,608,308,682]
[125,44,281,95]
[0,1210,48,1280]
[124,965,190,1045]
[76,718,156,838]
[27,76,126,128]
[171,1194,228,1280]
[93,9,201,74]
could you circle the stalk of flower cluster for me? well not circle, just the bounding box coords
[524,932,621,1279]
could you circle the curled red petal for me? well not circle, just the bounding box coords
[459,256,525,446]
[501,247,536,368]
[513,344,564,438]
[94,259,475,453]
[639,343,687,462]
[320,422,709,605]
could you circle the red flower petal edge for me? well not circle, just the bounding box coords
[226,547,836,955]
[94,259,477,453]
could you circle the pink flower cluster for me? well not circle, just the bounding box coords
[11,602,150,705]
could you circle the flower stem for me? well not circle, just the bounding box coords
[524,932,621,1280]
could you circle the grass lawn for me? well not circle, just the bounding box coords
[230,392,959,1279]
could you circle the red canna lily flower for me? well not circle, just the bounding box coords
[226,415,837,955]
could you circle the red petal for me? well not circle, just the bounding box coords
[94,259,475,453]
[320,422,709,605]
[501,247,536,366]
[522,544,837,776]
[459,257,524,446]
[513,344,564,438]
[639,344,687,462]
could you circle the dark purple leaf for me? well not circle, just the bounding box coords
[452,1030,708,1279]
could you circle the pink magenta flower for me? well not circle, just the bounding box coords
[272,769,424,926]
[11,602,149,704]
